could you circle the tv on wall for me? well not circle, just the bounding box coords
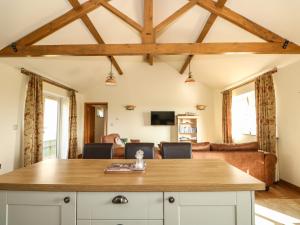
[151,111,175,125]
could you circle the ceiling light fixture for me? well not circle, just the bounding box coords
[185,59,196,83]
[105,57,117,86]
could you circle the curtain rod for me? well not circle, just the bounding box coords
[221,67,278,94]
[20,68,78,93]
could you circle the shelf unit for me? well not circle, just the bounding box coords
[177,115,198,143]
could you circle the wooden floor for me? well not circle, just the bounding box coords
[255,181,300,225]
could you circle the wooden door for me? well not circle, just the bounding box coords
[164,192,254,225]
[0,191,76,225]
[84,104,95,144]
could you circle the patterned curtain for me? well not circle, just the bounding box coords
[255,72,276,153]
[222,90,233,143]
[24,75,44,167]
[68,90,78,159]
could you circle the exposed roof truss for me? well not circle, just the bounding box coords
[0,0,299,75]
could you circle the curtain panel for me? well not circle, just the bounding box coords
[255,72,276,153]
[222,90,233,143]
[24,75,44,167]
[68,90,78,159]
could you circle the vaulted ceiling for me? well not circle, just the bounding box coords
[0,0,300,89]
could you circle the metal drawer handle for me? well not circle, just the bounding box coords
[112,195,128,204]
[64,196,70,204]
[168,196,175,204]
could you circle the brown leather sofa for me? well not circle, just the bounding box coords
[190,142,277,189]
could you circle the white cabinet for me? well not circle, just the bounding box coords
[0,191,254,225]
[0,191,76,225]
[164,192,254,225]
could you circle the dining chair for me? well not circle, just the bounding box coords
[83,143,113,159]
[125,143,155,159]
[161,142,192,159]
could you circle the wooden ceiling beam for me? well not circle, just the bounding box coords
[154,0,198,37]
[2,43,300,56]
[194,0,288,43]
[180,0,227,74]
[68,0,123,75]
[0,0,109,54]
[142,0,154,65]
[99,0,143,33]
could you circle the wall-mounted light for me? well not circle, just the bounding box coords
[124,105,136,110]
[196,105,207,110]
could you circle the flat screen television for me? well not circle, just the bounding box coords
[151,111,175,125]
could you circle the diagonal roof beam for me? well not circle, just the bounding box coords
[194,0,289,43]
[68,0,123,75]
[154,0,198,37]
[99,1,143,33]
[0,0,110,54]
[180,0,227,74]
[142,0,154,65]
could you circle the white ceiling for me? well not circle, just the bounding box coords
[0,0,300,89]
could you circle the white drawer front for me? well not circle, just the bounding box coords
[77,192,163,220]
[77,220,163,225]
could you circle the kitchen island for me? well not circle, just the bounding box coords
[0,159,264,225]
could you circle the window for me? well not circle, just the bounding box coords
[232,90,256,139]
[43,95,69,160]
[43,97,60,160]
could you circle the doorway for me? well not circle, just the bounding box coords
[84,103,108,144]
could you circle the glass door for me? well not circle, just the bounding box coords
[43,96,61,160]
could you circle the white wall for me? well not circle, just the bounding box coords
[0,63,27,174]
[274,61,300,187]
[83,62,216,145]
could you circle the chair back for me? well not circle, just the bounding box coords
[161,142,192,159]
[83,143,113,159]
[125,143,154,159]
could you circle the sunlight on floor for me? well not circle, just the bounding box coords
[255,204,300,225]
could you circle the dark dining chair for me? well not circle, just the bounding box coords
[125,143,155,159]
[83,143,113,159]
[161,142,192,159]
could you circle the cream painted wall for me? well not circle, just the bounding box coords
[0,63,27,174]
[83,62,216,145]
[274,61,300,187]
[0,63,84,174]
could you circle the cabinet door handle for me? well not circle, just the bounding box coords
[64,196,70,204]
[112,195,128,204]
[168,196,175,203]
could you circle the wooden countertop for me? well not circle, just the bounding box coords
[0,159,265,192]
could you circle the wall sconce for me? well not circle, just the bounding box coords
[124,105,136,110]
[196,105,207,110]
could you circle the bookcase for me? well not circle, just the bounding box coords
[177,115,198,143]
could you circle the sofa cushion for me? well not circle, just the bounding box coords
[210,142,259,152]
[192,142,210,151]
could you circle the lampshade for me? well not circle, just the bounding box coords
[185,72,195,83]
[185,60,196,83]
[105,73,117,86]
[105,57,117,86]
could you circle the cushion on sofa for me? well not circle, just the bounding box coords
[210,142,259,152]
[192,142,210,151]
